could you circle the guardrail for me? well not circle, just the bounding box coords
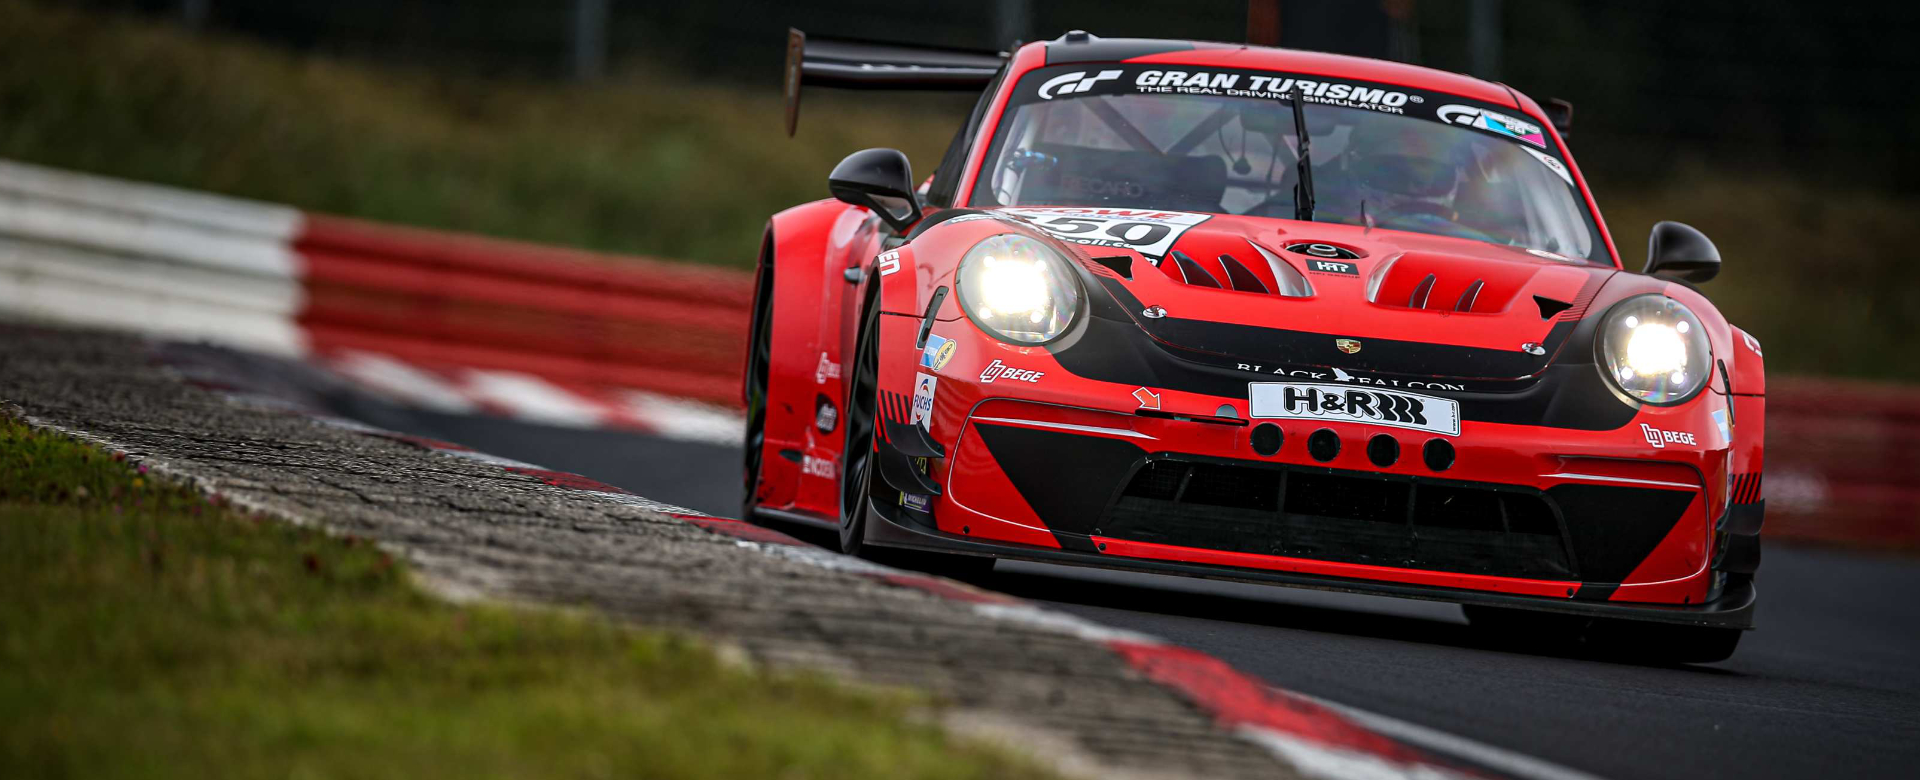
[0,158,1911,548]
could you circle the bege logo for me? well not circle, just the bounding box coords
[979,359,1044,384]
[1641,423,1696,449]
[1039,69,1122,99]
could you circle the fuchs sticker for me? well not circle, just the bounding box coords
[1248,382,1461,436]
[910,373,938,430]
[920,334,957,371]
[1641,423,1696,449]
[1436,104,1547,147]
[1001,207,1211,259]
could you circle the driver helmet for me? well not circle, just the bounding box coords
[1340,120,1471,218]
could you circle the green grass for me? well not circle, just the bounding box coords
[0,0,964,268]
[0,416,1057,780]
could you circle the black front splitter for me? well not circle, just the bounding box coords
[860,498,1756,630]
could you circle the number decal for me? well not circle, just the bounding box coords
[1002,207,1211,259]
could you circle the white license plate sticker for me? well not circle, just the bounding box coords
[1248,382,1460,437]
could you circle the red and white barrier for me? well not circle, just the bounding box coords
[0,158,1912,543]
[0,159,746,444]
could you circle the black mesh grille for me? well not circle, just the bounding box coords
[1101,459,1575,580]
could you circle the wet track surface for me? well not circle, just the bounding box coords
[385,411,1920,780]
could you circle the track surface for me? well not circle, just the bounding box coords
[380,410,1920,780]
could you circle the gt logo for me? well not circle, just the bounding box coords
[1641,423,1696,449]
[1039,69,1122,99]
[1310,259,1357,275]
[876,251,900,277]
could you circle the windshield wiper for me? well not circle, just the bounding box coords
[1289,85,1315,222]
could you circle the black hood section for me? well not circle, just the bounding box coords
[1093,276,1575,380]
[1050,267,1638,431]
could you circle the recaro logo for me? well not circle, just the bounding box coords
[1039,69,1122,99]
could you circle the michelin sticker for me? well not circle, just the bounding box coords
[920,334,957,371]
[910,372,938,431]
[1436,104,1547,147]
[1001,206,1211,260]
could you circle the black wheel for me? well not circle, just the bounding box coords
[835,284,996,577]
[838,287,883,557]
[740,257,775,522]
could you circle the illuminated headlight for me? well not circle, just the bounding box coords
[955,233,1082,344]
[1597,294,1712,405]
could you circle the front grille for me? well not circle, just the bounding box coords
[1102,459,1575,580]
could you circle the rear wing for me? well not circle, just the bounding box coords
[784,28,1005,136]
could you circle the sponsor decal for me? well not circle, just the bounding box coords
[1742,331,1764,357]
[1039,69,1123,99]
[910,373,938,431]
[1436,104,1547,147]
[1248,382,1462,436]
[1640,423,1696,449]
[1132,386,1162,410]
[1232,363,1466,391]
[1335,338,1362,354]
[815,353,841,384]
[877,250,901,277]
[979,359,1044,384]
[1711,409,1731,443]
[1307,259,1359,275]
[802,454,837,480]
[1520,146,1574,186]
[1136,70,1417,114]
[920,333,957,371]
[900,457,933,511]
[814,395,838,433]
[1001,206,1211,259]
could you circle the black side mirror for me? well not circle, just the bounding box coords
[1645,221,1720,283]
[829,148,921,233]
[1545,98,1573,142]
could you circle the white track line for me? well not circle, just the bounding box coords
[1290,691,1609,780]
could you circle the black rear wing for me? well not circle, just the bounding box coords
[784,28,1005,136]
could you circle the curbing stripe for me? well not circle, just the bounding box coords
[352,418,1502,779]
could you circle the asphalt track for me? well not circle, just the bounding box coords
[374,411,1920,780]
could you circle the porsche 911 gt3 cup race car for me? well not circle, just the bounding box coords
[744,31,1765,663]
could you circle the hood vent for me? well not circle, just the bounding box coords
[1455,279,1485,312]
[1534,295,1574,319]
[1217,254,1271,294]
[1090,254,1132,279]
[1168,251,1222,288]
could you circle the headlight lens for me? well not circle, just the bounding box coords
[1598,294,1712,405]
[955,233,1082,344]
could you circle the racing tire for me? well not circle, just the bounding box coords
[837,281,995,577]
[740,256,775,523]
[838,285,883,558]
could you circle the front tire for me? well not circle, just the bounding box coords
[838,285,883,557]
[740,256,775,523]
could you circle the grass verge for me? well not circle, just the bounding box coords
[0,0,966,268]
[0,415,1055,780]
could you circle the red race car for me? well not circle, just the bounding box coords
[745,31,1764,662]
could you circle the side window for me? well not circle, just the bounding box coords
[926,65,1006,208]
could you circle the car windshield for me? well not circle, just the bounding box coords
[970,65,1604,263]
